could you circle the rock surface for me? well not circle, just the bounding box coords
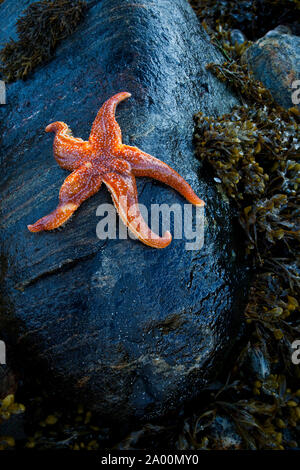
[0,0,249,427]
[242,29,300,109]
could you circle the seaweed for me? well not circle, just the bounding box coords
[0,394,25,450]
[201,21,253,62]
[195,103,299,255]
[187,17,300,449]
[22,402,104,450]
[0,0,87,82]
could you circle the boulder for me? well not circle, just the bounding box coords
[0,0,249,427]
[242,28,300,109]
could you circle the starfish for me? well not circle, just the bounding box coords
[28,92,204,248]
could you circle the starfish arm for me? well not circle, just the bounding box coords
[28,162,103,232]
[46,121,93,170]
[89,92,131,150]
[102,164,172,248]
[120,145,205,207]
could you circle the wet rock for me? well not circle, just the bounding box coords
[242,30,300,109]
[0,0,249,427]
[230,29,247,45]
[247,345,271,382]
[265,25,292,36]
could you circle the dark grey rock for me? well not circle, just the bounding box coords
[242,30,300,109]
[0,0,249,427]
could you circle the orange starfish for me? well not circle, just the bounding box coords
[28,92,204,248]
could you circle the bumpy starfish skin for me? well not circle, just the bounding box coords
[28,92,204,248]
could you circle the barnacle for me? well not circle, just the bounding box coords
[0,0,87,82]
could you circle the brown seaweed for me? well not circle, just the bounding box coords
[189,19,300,449]
[0,394,25,450]
[0,0,87,82]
